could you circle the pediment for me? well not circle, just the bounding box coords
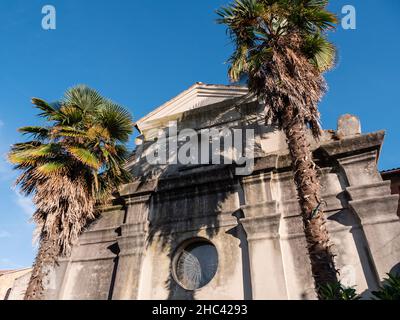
[135,82,248,133]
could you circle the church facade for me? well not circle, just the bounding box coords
[38,83,400,300]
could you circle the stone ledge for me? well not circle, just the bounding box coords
[346,181,392,200]
[117,235,147,255]
[241,172,272,185]
[251,131,385,174]
[349,195,400,224]
[323,192,347,212]
[241,201,278,218]
[279,232,306,241]
[321,131,384,159]
[120,222,148,238]
[78,228,120,245]
[124,194,151,206]
[97,204,124,213]
[119,179,158,197]
[241,214,281,239]
[67,256,117,263]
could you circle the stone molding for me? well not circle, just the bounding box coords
[241,201,280,240]
[347,181,392,200]
[349,195,400,226]
[78,227,121,245]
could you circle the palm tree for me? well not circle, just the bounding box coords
[217,0,338,297]
[8,85,133,300]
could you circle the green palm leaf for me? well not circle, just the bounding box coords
[18,126,50,140]
[303,34,336,71]
[31,98,58,119]
[64,85,104,112]
[97,102,133,143]
[67,147,101,170]
[36,162,67,176]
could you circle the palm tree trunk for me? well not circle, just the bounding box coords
[282,109,337,297]
[25,237,59,300]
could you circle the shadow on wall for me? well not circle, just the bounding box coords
[140,101,262,300]
[226,209,253,300]
[319,149,381,296]
[145,165,229,300]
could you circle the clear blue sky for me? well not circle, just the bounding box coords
[0,0,399,269]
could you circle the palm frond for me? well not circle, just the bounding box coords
[18,126,50,140]
[64,85,104,112]
[8,144,60,165]
[36,162,68,176]
[303,34,336,72]
[97,102,133,143]
[52,126,88,139]
[87,125,111,141]
[228,44,250,82]
[58,105,84,125]
[67,147,101,170]
[31,98,58,119]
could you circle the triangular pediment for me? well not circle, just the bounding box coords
[135,83,248,132]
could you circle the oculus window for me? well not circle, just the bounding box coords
[173,240,218,290]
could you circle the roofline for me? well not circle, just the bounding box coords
[0,267,32,276]
[134,82,248,130]
[381,168,400,175]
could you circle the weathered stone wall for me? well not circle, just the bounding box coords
[7,271,31,300]
[44,204,125,300]
[40,97,400,300]
[382,169,400,217]
[0,269,32,300]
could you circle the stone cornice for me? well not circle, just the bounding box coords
[249,131,385,174]
[119,179,158,197]
[320,131,385,160]
[349,195,399,225]
[96,204,124,213]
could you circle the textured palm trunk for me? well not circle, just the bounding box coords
[282,108,337,297]
[25,237,59,300]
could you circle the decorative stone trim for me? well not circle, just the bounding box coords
[97,204,124,213]
[119,179,158,197]
[349,195,400,225]
[321,131,384,159]
[124,194,152,206]
[240,201,280,240]
[117,234,147,257]
[347,181,392,200]
[78,228,121,245]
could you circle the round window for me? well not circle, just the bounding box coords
[174,240,218,291]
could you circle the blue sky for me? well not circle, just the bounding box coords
[0,0,399,269]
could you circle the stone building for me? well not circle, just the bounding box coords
[0,268,32,300]
[382,168,400,217]
[15,83,400,300]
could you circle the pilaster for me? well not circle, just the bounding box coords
[111,192,151,300]
[338,152,400,280]
[240,200,287,299]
